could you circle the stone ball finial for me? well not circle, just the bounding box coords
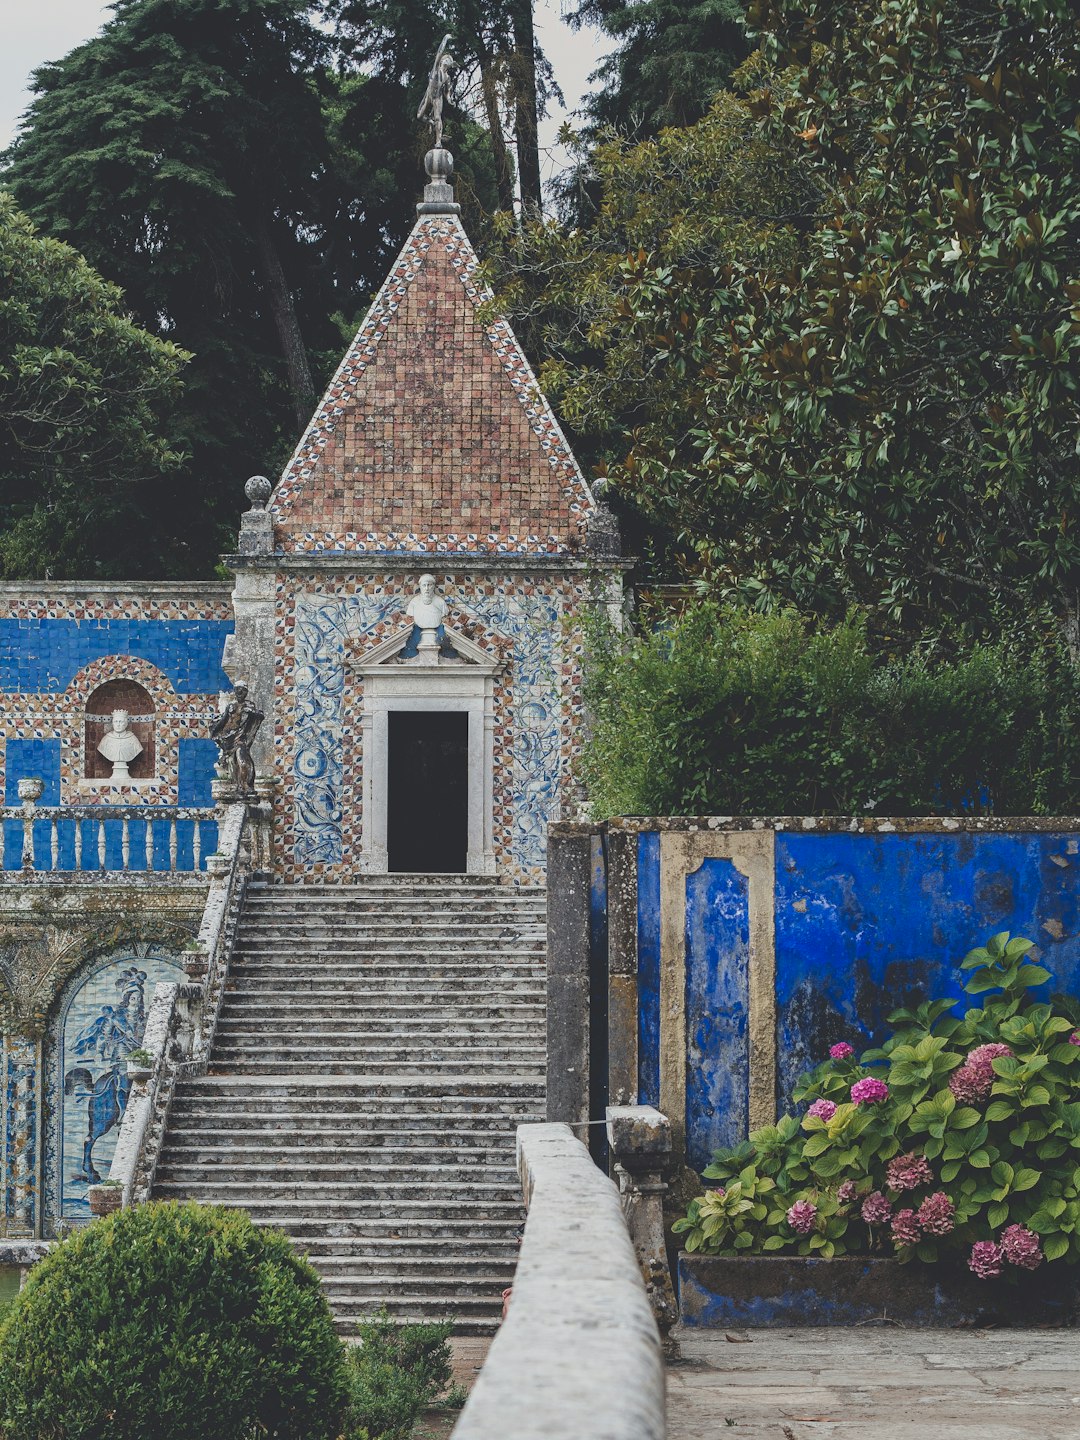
[245,475,272,510]
[424,147,454,183]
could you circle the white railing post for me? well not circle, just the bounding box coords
[17,778,44,871]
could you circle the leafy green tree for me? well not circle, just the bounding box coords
[529,1,1080,651]
[0,193,189,578]
[568,0,748,138]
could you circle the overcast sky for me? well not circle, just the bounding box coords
[1,0,610,185]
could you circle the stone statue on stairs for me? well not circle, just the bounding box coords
[210,684,264,796]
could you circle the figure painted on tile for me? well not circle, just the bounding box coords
[63,965,146,1183]
[401,575,458,659]
[97,709,143,781]
[211,683,264,794]
[417,34,456,148]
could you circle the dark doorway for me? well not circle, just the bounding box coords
[387,711,468,872]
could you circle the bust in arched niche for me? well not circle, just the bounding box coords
[97,709,143,782]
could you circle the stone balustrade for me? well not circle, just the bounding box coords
[451,1121,666,1440]
[2,799,219,876]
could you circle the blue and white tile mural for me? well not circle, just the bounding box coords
[45,947,183,1223]
[291,581,565,875]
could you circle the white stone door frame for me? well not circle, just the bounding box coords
[352,628,500,876]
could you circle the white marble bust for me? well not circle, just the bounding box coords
[97,709,143,781]
[406,574,448,632]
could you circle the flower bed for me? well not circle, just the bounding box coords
[675,932,1080,1306]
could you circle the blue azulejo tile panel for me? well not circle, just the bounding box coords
[178,737,218,806]
[0,619,233,694]
[50,951,183,1220]
[3,737,62,802]
[637,831,661,1108]
[773,831,1080,1113]
[685,858,750,1169]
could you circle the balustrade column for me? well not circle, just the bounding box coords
[17,778,43,872]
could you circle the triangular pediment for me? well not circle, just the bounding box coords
[348,622,503,675]
[268,214,594,557]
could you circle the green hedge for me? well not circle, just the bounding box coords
[0,1203,346,1440]
[582,606,1080,817]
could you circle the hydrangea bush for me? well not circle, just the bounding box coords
[673,933,1080,1278]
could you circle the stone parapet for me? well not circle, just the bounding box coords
[451,1122,665,1440]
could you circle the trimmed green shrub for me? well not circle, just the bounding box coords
[344,1310,456,1440]
[0,1202,346,1440]
[582,605,1080,818]
[674,933,1080,1277]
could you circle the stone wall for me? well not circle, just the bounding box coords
[548,817,1080,1169]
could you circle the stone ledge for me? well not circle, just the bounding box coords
[451,1122,665,1440]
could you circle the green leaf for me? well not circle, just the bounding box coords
[761,1234,787,1251]
[1044,1234,1070,1261]
[985,1099,1015,1122]
[1012,1167,1041,1191]
[987,1201,1009,1227]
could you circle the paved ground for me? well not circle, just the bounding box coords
[666,1328,1080,1440]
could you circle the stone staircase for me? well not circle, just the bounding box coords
[152,877,547,1332]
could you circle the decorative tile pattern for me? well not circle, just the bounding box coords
[3,1036,37,1236]
[275,571,587,884]
[270,217,595,554]
[42,947,183,1224]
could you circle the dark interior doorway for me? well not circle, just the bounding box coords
[387,710,468,872]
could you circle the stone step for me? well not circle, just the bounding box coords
[153,1178,521,1201]
[212,1032,543,1053]
[229,945,546,959]
[223,973,546,991]
[234,919,547,934]
[305,1254,517,1277]
[316,1273,512,1300]
[154,1159,517,1186]
[248,1214,524,1240]
[214,1017,542,1037]
[171,1076,544,1099]
[160,1139,521,1163]
[204,1059,544,1077]
[293,1234,521,1258]
[218,999,545,1020]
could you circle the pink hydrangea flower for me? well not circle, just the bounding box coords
[1001,1224,1043,1271]
[917,1191,955,1237]
[807,1099,838,1121]
[949,1043,1013,1105]
[891,1208,922,1248]
[830,1042,855,1060]
[886,1152,933,1192]
[1068,1032,1080,1047]
[786,1200,817,1235]
[850,1077,889,1105]
[837,1181,858,1205]
[968,1241,1005,1279]
[861,1191,892,1225]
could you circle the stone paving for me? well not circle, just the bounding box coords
[666,1328,1080,1440]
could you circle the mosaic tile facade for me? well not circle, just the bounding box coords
[42,946,183,1226]
[2,1036,37,1235]
[0,591,232,813]
[274,570,587,885]
[269,215,595,555]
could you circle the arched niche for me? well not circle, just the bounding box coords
[84,678,155,781]
[43,945,183,1228]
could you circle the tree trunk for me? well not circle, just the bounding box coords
[1062,586,1080,667]
[478,55,516,215]
[510,0,542,217]
[251,210,315,433]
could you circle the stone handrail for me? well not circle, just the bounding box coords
[3,796,218,875]
[104,798,263,1204]
[450,1123,665,1440]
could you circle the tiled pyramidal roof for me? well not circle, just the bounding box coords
[270,214,595,555]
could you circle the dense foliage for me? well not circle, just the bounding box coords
[498,1,1080,649]
[343,1310,459,1440]
[675,933,1080,1276]
[0,1202,346,1440]
[581,604,1080,818]
[0,195,188,578]
[567,0,748,139]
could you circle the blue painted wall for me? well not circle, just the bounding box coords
[628,826,1080,1168]
[637,831,661,1107]
[774,831,1080,1111]
[0,619,233,694]
[686,858,750,1167]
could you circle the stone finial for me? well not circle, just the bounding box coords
[17,777,44,804]
[245,475,272,511]
[239,475,274,554]
[418,146,459,216]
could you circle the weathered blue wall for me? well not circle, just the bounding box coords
[774,831,1080,1111]
[0,619,232,694]
[628,824,1080,1170]
[637,830,661,1108]
[686,859,749,1158]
